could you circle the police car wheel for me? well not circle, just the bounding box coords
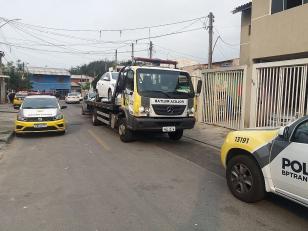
[226,155,266,203]
[118,118,134,142]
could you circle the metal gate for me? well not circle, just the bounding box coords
[202,67,246,130]
[250,59,308,128]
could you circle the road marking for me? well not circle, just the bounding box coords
[87,129,110,151]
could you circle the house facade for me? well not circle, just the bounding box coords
[27,67,71,97]
[235,1,308,66]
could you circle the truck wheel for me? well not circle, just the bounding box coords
[168,130,183,140]
[226,155,266,203]
[118,118,134,142]
[92,110,101,126]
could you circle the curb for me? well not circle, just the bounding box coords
[183,135,221,151]
[0,131,14,143]
[0,111,18,113]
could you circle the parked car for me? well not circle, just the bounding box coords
[13,91,28,109]
[81,92,96,115]
[221,116,308,207]
[15,95,67,135]
[96,72,119,101]
[65,92,81,104]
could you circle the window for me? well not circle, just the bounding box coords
[57,76,64,83]
[125,70,134,91]
[271,0,306,14]
[292,120,308,144]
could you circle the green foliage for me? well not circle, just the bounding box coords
[81,82,90,90]
[3,60,31,91]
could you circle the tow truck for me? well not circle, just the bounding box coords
[83,57,202,142]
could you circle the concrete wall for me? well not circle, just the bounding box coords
[251,1,308,60]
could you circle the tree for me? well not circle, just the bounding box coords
[3,60,31,91]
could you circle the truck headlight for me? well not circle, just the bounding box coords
[139,106,150,116]
[187,107,195,116]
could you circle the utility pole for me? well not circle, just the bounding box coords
[149,41,153,59]
[115,49,118,66]
[0,51,4,74]
[208,12,214,69]
[131,43,134,62]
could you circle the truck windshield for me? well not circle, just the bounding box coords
[137,68,194,98]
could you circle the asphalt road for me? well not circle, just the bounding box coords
[0,103,307,231]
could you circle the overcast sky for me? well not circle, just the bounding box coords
[0,0,248,69]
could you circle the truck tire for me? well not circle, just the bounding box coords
[118,118,134,142]
[168,130,183,140]
[92,110,101,126]
[226,155,266,203]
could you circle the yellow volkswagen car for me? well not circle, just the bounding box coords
[13,91,28,109]
[15,95,67,135]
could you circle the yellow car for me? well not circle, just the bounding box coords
[221,116,308,207]
[15,95,67,135]
[13,92,28,109]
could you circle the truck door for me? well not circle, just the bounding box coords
[123,70,135,112]
[270,119,308,205]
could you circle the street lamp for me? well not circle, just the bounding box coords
[0,18,21,29]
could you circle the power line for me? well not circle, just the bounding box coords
[0,41,148,55]
[11,16,207,33]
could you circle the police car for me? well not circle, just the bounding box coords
[221,116,308,207]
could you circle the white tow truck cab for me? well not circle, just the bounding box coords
[84,57,202,142]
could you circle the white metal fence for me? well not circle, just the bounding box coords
[250,59,308,128]
[201,67,246,130]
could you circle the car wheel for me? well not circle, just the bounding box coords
[92,110,101,126]
[108,89,112,102]
[15,132,22,137]
[118,118,134,142]
[226,155,266,203]
[59,130,66,135]
[168,130,183,140]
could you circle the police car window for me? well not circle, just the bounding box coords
[292,120,308,144]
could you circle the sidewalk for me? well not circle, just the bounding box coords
[184,123,232,149]
[0,104,17,149]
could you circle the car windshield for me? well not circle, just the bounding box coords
[111,72,119,80]
[22,98,59,109]
[15,94,27,99]
[137,68,194,98]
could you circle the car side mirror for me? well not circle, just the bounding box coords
[61,105,67,109]
[103,77,110,81]
[196,80,202,95]
[278,126,289,140]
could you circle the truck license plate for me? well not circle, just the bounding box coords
[162,126,176,132]
[34,123,47,128]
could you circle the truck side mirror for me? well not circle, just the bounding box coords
[196,80,202,95]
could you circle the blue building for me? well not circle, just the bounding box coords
[27,67,71,97]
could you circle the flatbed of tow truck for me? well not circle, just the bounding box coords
[82,57,202,142]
